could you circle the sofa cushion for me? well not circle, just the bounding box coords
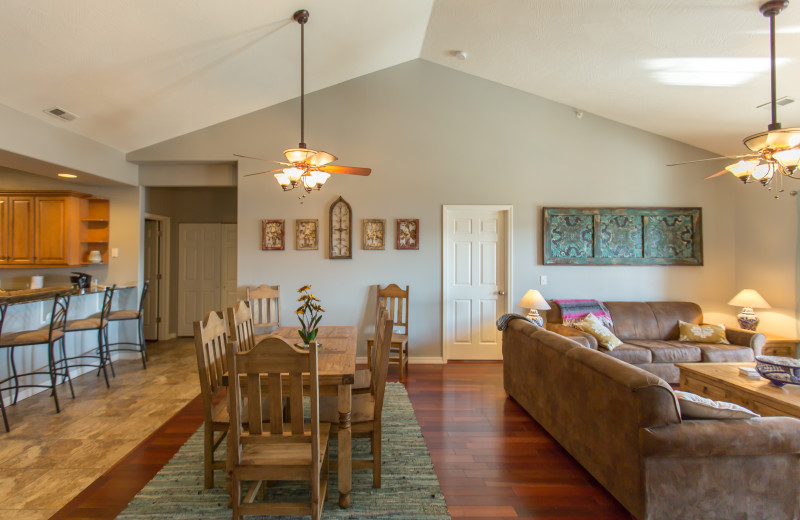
[678,320,729,344]
[604,302,660,340]
[698,344,755,363]
[624,340,702,363]
[674,390,759,420]
[605,343,653,364]
[647,302,703,340]
[572,313,622,350]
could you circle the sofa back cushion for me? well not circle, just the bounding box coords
[647,301,703,340]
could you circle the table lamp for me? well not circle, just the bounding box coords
[518,289,550,327]
[727,289,771,331]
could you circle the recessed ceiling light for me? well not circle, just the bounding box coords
[58,173,77,178]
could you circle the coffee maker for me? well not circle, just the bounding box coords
[70,272,92,291]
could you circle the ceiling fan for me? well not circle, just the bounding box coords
[235,9,371,196]
[669,0,800,190]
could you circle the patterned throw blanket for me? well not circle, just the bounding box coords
[553,299,614,329]
[496,313,534,331]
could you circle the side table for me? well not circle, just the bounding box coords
[762,333,800,358]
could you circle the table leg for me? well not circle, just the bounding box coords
[337,382,352,508]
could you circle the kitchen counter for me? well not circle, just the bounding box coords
[0,283,137,305]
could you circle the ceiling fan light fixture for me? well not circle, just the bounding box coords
[284,148,317,162]
[725,159,760,177]
[774,148,800,172]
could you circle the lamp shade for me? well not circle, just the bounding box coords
[727,289,771,309]
[518,289,551,310]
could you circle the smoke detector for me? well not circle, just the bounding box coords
[43,106,78,121]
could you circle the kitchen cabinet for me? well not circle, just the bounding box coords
[0,191,109,268]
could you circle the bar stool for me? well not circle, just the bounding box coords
[63,285,116,388]
[0,292,74,416]
[0,301,8,432]
[107,280,149,372]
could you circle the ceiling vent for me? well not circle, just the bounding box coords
[757,96,795,110]
[43,106,78,121]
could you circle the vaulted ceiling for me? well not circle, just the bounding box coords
[1,0,798,158]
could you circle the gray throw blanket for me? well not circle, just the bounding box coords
[496,313,534,331]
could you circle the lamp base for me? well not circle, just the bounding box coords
[526,309,544,327]
[737,307,760,331]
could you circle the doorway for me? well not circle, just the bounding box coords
[442,205,512,361]
[176,223,237,336]
[143,214,170,341]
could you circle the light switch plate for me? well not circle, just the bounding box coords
[540,275,548,285]
[111,248,119,258]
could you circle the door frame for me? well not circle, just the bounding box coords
[441,205,513,362]
[144,213,171,340]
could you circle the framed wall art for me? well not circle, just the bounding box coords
[261,219,285,251]
[295,219,319,250]
[542,207,702,265]
[396,218,419,250]
[362,219,386,250]
[329,196,352,259]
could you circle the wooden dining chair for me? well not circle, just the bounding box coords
[193,310,231,489]
[323,309,393,488]
[227,336,330,520]
[227,300,257,352]
[246,284,280,334]
[354,299,386,391]
[367,284,409,378]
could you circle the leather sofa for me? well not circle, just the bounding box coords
[502,319,800,520]
[545,301,765,384]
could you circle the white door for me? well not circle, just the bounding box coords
[220,224,238,311]
[443,206,511,360]
[177,224,222,336]
[143,219,159,340]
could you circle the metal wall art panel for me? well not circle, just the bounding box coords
[542,207,702,265]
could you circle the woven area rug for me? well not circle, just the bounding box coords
[118,382,450,519]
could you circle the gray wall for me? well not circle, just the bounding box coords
[145,186,237,335]
[129,59,796,355]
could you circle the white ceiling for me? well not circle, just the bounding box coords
[1,0,799,158]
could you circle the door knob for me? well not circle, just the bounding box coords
[497,291,505,295]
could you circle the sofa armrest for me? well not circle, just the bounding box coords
[641,417,800,458]
[545,323,597,349]
[724,327,766,356]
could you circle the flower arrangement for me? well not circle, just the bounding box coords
[296,284,325,345]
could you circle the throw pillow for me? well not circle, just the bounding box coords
[674,390,759,420]
[678,320,730,344]
[572,313,623,350]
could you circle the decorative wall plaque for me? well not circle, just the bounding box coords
[329,196,352,259]
[261,219,285,251]
[396,218,419,250]
[362,219,385,250]
[542,207,702,265]
[295,219,318,250]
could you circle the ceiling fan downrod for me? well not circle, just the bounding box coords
[760,0,789,131]
[293,9,309,149]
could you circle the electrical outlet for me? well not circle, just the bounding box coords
[540,275,548,286]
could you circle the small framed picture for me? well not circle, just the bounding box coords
[396,219,419,250]
[261,219,285,250]
[296,219,319,250]
[362,219,386,250]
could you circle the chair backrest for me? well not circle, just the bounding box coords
[227,337,322,473]
[100,284,117,327]
[376,284,408,335]
[137,280,150,316]
[227,300,256,352]
[50,292,71,340]
[371,309,394,421]
[246,284,280,332]
[0,301,7,336]
[193,311,229,422]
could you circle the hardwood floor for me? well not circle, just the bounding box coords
[2,339,633,519]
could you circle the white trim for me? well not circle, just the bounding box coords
[441,205,513,362]
[144,213,170,340]
[356,356,445,365]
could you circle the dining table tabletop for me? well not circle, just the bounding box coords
[253,325,357,508]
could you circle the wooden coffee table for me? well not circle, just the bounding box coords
[677,362,800,418]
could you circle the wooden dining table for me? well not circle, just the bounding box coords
[253,325,357,508]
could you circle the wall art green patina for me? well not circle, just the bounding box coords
[542,207,702,265]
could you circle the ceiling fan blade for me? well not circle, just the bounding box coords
[306,151,337,167]
[243,168,285,178]
[705,169,730,180]
[234,154,290,166]
[667,153,758,167]
[319,164,372,176]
